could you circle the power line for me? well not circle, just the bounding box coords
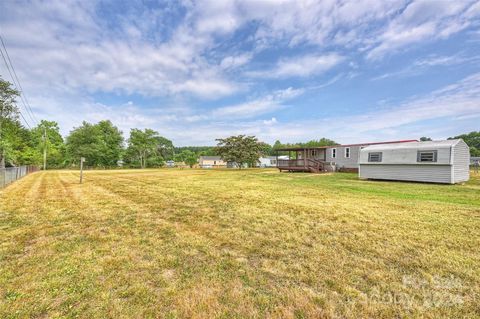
[17,103,32,129]
[0,35,38,125]
[0,34,38,128]
[0,42,32,128]
[0,54,32,129]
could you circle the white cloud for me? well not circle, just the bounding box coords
[42,72,480,145]
[263,117,277,125]
[0,0,240,99]
[1,0,479,145]
[220,53,253,69]
[352,73,480,131]
[273,54,344,78]
[212,87,304,119]
[248,53,343,78]
[244,0,406,48]
[1,0,477,103]
[159,72,480,145]
[256,72,480,143]
[366,1,479,60]
[372,53,480,80]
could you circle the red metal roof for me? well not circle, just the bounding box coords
[275,139,418,151]
[330,139,418,148]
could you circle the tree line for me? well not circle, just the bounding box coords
[0,76,342,169]
[1,77,479,169]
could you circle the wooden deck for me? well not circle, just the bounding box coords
[277,159,327,173]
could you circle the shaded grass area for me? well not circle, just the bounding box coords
[0,169,479,318]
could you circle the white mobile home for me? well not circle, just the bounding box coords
[275,140,416,173]
[324,140,417,172]
[257,156,288,168]
[359,139,470,184]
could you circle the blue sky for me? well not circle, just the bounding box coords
[1,0,479,146]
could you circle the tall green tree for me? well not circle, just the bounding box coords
[3,119,37,166]
[97,120,124,166]
[66,120,123,167]
[271,138,337,157]
[155,136,174,160]
[258,142,272,156]
[272,140,282,151]
[215,135,266,168]
[126,129,172,168]
[184,152,198,168]
[31,120,66,168]
[272,138,337,150]
[0,77,20,168]
[174,150,197,168]
[127,129,158,168]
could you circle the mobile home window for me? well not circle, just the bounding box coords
[345,147,350,158]
[368,152,382,162]
[332,148,336,158]
[417,150,437,162]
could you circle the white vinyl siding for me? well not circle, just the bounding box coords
[359,139,469,184]
[325,145,364,169]
[359,145,451,165]
[359,165,452,183]
[453,140,470,183]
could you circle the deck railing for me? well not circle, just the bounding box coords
[277,158,326,165]
[277,159,306,167]
[277,158,327,171]
[0,166,39,189]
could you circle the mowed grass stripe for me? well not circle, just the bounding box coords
[0,169,479,318]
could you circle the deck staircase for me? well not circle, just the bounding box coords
[306,158,325,173]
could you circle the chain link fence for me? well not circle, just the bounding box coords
[0,166,39,189]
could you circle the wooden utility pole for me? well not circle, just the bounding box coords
[0,108,4,169]
[43,125,47,170]
[80,157,85,184]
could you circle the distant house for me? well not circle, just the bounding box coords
[166,160,175,167]
[199,156,252,168]
[275,140,417,173]
[199,156,227,168]
[359,139,470,184]
[257,156,288,168]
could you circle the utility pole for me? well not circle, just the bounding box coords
[0,108,4,169]
[43,125,47,170]
[80,157,85,183]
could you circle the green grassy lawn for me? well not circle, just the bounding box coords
[0,169,479,318]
